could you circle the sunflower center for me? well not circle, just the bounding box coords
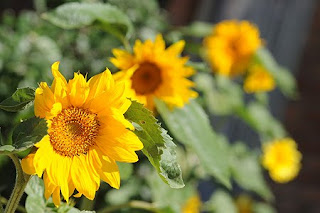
[49,107,100,157]
[131,62,162,95]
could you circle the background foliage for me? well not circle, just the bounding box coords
[0,0,298,212]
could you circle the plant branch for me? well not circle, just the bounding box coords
[0,197,26,213]
[97,200,157,213]
[4,154,30,213]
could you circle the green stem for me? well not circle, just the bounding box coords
[4,154,30,213]
[97,201,157,213]
[122,38,132,52]
[0,197,26,213]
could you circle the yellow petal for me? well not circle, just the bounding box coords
[21,153,36,175]
[52,186,61,206]
[33,135,53,177]
[70,155,97,200]
[34,82,54,118]
[67,73,89,107]
[46,153,72,202]
[90,148,120,189]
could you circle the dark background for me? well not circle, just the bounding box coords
[1,0,320,212]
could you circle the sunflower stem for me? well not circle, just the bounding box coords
[97,200,157,213]
[122,38,132,52]
[4,154,30,213]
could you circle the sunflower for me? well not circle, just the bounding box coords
[182,194,201,213]
[203,20,262,77]
[21,62,143,205]
[262,138,302,183]
[110,34,198,111]
[243,65,275,93]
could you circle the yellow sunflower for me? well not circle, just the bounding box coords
[262,138,302,183]
[243,65,275,93]
[182,194,201,213]
[203,20,262,77]
[21,62,143,206]
[110,34,198,111]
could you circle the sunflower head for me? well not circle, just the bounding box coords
[21,62,143,206]
[203,20,263,77]
[243,65,275,93]
[262,138,302,183]
[110,34,198,111]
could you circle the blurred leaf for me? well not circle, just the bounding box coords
[236,102,286,140]
[0,87,35,112]
[195,73,243,115]
[42,2,133,39]
[106,178,140,205]
[12,117,47,152]
[253,202,276,213]
[25,176,46,213]
[230,143,273,201]
[147,172,195,213]
[180,21,213,37]
[207,190,237,213]
[124,101,184,188]
[254,48,297,98]
[117,162,133,181]
[155,99,231,188]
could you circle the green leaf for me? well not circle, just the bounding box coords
[236,102,286,140]
[253,202,276,213]
[155,99,231,188]
[147,172,195,213]
[207,190,237,213]
[195,73,243,115]
[180,21,213,37]
[25,176,46,213]
[230,143,273,201]
[254,48,297,98]
[117,162,133,181]
[124,101,184,188]
[11,117,47,153]
[0,87,35,112]
[42,2,133,39]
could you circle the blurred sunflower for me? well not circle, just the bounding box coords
[182,194,201,213]
[203,20,262,77]
[21,62,143,206]
[110,34,198,111]
[262,138,302,183]
[243,65,275,93]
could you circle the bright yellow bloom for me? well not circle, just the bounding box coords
[243,65,275,93]
[182,195,201,213]
[21,62,143,206]
[203,20,262,77]
[262,138,302,183]
[110,34,198,111]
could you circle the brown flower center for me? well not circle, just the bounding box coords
[131,62,162,95]
[49,107,100,157]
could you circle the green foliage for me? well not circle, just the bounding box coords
[179,21,213,37]
[43,2,133,40]
[207,190,237,213]
[155,99,231,188]
[147,172,196,213]
[236,102,286,141]
[0,117,47,155]
[195,73,243,115]
[254,48,297,98]
[253,202,276,213]
[230,143,273,201]
[124,101,184,188]
[0,87,35,112]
